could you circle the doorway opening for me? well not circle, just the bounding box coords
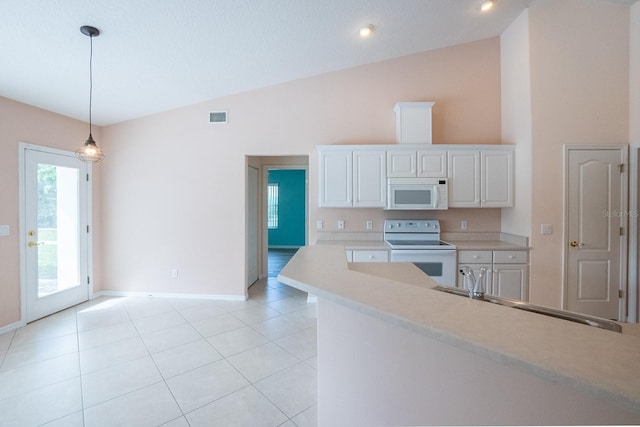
[267,168,306,278]
[246,156,308,289]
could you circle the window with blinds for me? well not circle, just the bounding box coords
[267,183,279,229]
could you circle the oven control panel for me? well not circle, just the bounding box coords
[384,220,440,233]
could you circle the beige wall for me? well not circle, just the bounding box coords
[500,9,533,238]
[0,96,103,329]
[632,1,640,144]
[100,37,502,298]
[527,0,630,307]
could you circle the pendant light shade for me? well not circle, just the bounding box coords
[75,25,104,163]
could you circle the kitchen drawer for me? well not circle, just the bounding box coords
[457,250,492,264]
[352,250,389,262]
[493,250,528,264]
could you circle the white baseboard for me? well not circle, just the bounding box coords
[94,290,248,301]
[0,320,24,335]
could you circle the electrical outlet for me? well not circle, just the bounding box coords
[316,220,323,230]
[366,220,373,230]
[337,220,345,230]
[171,268,178,278]
[461,221,468,231]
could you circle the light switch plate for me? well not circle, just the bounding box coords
[0,225,9,236]
[337,220,345,230]
[540,224,553,235]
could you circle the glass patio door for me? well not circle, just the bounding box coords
[24,147,90,322]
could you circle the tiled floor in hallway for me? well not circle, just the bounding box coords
[0,278,317,427]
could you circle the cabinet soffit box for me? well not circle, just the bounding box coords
[394,102,435,145]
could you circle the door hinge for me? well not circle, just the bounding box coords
[619,289,625,299]
[87,173,90,182]
[620,227,624,236]
[87,225,90,233]
[87,276,90,285]
[619,164,625,173]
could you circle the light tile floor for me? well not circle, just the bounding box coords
[0,278,317,427]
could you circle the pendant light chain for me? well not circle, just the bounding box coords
[88,32,94,137]
[76,25,104,163]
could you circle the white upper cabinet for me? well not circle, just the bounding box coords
[318,147,385,208]
[417,150,447,177]
[448,148,513,208]
[319,150,352,207]
[387,150,446,178]
[353,150,386,207]
[387,150,417,177]
[319,144,513,209]
[481,150,514,208]
[448,150,481,207]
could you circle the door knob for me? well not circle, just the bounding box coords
[570,241,584,247]
[28,241,44,247]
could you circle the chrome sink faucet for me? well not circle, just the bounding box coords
[459,266,488,300]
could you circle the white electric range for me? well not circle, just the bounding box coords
[383,219,457,286]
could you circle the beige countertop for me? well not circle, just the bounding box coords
[449,240,529,250]
[316,238,529,251]
[278,245,640,415]
[316,239,390,250]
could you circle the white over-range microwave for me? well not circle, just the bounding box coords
[386,177,448,210]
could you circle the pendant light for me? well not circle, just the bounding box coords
[75,25,104,163]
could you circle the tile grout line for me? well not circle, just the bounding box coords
[74,304,87,426]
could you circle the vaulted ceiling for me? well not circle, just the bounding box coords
[0,0,635,125]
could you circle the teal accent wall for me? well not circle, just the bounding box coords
[268,169,305,247]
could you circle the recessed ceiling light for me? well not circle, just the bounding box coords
[481,0,495,12]
[359,24,374,38]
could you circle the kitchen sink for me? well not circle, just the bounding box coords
[432,285,622,333]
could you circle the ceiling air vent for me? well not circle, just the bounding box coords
[209,110,228,124]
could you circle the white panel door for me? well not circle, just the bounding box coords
[24,147,90,322]
[566,147,626,319]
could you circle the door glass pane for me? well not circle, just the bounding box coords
[37,163,80,297]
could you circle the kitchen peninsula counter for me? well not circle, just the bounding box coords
[278,245,640,426]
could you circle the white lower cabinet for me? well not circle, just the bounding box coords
[345,250,389,262]
[457,249,529,301]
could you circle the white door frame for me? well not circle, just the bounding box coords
[563,144,628,321]
[628,145,639,323]
[18,142,94,324]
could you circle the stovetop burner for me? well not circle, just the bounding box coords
[383,220,456,250]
